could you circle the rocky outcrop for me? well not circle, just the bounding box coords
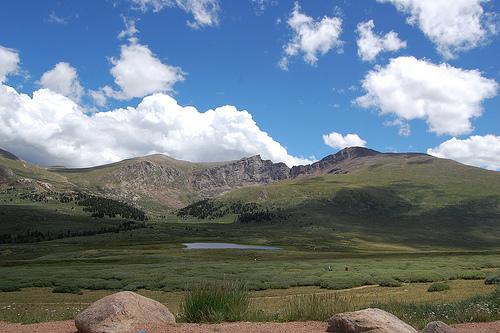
[192,148,381,194]
[90,157,194,207]
[75,291,175,333]
[191,155,290,196]
[422,321,456,333]
[102,155,292,203]
[111,160,185,186]
[327,308,417,333]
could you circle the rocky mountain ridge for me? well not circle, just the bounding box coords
[0,146,433,208]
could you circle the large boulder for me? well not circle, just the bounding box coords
[75,291,175,333]
[327,308,417,333]
[422,321,456,333]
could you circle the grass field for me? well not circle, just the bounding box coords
[0,280,497,327]
[1,216,499,291]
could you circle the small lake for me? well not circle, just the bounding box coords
[183,242,281,250]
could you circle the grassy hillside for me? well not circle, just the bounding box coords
[222,154,500,210]
[0,154,150,243]
[0,155,69,189]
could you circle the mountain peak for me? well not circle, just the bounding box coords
[334,146,381,159]
[289,147,381,178]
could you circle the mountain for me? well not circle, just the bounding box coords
[1,146,499,248]
[49,154,290,208]
[1,147,499,213]
[44,147,438,208]
[177,149,499,249]
[221,148,500,210]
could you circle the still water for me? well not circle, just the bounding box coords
[183,242,281,250]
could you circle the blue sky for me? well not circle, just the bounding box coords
[0,0,499,169]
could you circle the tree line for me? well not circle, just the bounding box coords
[177,199,289,224]
[19,191,147,221]
[0,221,146,244]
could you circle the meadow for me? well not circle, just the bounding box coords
[1,154,499,327]
[0,280,498,329]
[1,212,499,327]
[1,215,499,290]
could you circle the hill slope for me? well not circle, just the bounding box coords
[222,149,500,209]
[50,154,291,208]
[0,148,20,161]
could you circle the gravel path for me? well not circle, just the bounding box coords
[1,320,499,333]
[454,321,500,333]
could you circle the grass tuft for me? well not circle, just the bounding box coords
[52,285,81,294]
[379,279,403,287]
[180,280,249,323]
[427,283,450,292]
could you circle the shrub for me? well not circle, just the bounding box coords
[52,285,81,294]
[0,285,20,292]
[180,280,249,323]
[379,279,402,287]
[485,275,499,285]
[320,277,375,290]
[427,282,450,292]
[457,271,485,280]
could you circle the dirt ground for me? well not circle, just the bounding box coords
[1,320,500,333]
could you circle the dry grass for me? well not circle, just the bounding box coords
[0,280,495,323]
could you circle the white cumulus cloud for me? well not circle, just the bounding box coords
[130,0,220,28]
[0,46,20,83]
[39,62,84,102]
[0,82,311,168]
[103,40,185,101]
[377,0,498,59]
[428,135,500,170]
[279,2,343,70]
[356,20,406,62]
[356,56,498,136]
[323,132,367,150]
